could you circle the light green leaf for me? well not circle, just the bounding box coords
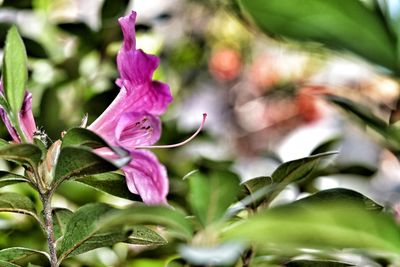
[285,260,353,267]
[52,208,73,240]
[2,26,28,113]
[126,226,167,245]
[0,171,30,188]
[0,144,42,168]
[0,261,19,267]
[0,192,38,219]
[188,170,240,227]
[99,205,193,241]
[74,172,141,201]
[238,0,397,71]
[53,147,120,188]
[223,198,400,256]
[0,247,49,264]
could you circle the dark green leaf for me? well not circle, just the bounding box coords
[61,127,129,159]
[0,144,42,168]
[267,152,337,203]
[126,226,167,245]
[2,26,28,113]
[310,136,342,155]
[99,205,193,240]
[52,208,73,240]
[53,146,120,188]
[241,176,272,196]
[57,203,126,261]
[75,172,141,201]
[285,260,353,267]
[295,188,383,211]
[0,247,49,264]
[101,0,129,22]
[0,171,30,188]
[223,200,400,255]
[188,170,240,226]
[238,0,397,71]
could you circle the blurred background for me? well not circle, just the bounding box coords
[0,0,399,266]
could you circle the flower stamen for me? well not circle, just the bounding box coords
[135,113,207,149]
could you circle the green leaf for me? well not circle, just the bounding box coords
[266,152,337,204]
[0,171,30,188]
[0,144,42,168]
[101,0,130,22]
[126,226,167,245]
[0,192,37,219]
[75,172,141,201]
[53,146,120,188]
[241,176,272,209]
[238,0,397,71]
[99,205,193,241]
[295,188,383,211]
[223,199,400,256]
[310,136,342,155]
[0,247,49,264]
[0,261,19,267]
[188,170,240,226]
[57,203,130,262]
[285,260,353,267]
[52,208,73,240]
[2,26,28,113]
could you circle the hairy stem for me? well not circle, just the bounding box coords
[42,193,57,267]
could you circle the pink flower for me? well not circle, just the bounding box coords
[88,11,173,204]
[0,83,36,143]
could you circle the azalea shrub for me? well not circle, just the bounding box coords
[0,0,400,267]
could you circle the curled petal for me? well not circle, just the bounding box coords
[117,49,159,88]
[123,150,168,204]
[115,112,161,150]
[119,11,137,52]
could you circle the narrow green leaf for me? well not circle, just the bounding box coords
[0,144,42,168]
[0,139,9,147]
[241,176,272,209]
[238,0,397,71]
[99,205,193,241]
[310,136,342,155]
[126,226,167,245]
[52,208,73,240]
[266,152,336,203]
[188,170,240,226]
[223,200,400,256]
[2,26,28,113]
[0,247,49,264]
[75,172,141,201]
[0,171,30,188]
[53,147,120,188]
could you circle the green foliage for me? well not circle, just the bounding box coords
[238,0,397,71]
[53,146,120,187]
[188,170,240,226]
[75,172,141,201]
[0,171,30,188]
[0,192,38,219]
[2,26,28,114]
[0,144,42,169]
[52,208,73,240]
[224,190,400,257]
[0,247,49,265]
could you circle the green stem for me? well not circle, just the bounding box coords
[41,193,58,267]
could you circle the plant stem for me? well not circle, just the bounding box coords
[42,193,58,267]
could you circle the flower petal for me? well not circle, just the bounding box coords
[115,112,161,150]
[117,49,159,88]
[19,92,36,142]
[119,11,137,52]
[123,150,168,204]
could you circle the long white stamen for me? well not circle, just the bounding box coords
[135,113,207,149]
